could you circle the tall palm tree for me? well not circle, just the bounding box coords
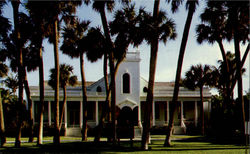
[225,1,249,136]
[92,0,117,144]
[183,64,214,135]
[48,64,77,132]
[92,0,137,144]
[26,0,60,144]
[88,4,144,142]
[11,0,25,147]
[164,0,199,147]
[84,27,110,142]
[61,18,90,141]
[0,8,9,143]
[138,0,177,149]
[45,1,82,144]
[196,1,249,112]
[3,10,38,143]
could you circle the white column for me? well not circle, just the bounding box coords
[64,101,67,129]
[166,101,169,124]
[80,101,83,128]
[32,101,35,123]
[180,101,184,127]
[95,101,99,126]
[138,103,142,127]
[48,101,51,126]
[194,101,198,127]
[152,101,155,126]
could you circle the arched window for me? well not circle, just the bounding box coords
[96,86,102,92]
[123,73,130,93]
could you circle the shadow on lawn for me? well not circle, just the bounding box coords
[0,141,143,153]
[0,137,247,153]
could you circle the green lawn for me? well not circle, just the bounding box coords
[0,135,248,154]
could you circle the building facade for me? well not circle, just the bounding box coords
[30,51,212,136]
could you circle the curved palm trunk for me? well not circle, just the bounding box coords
[229,44,249,96]
[231,8,245,137]
[200,86,205,135]
[141,0,160,150]
[164,3,195,147]
[99,7,117,145]
[217,40,232,110]
[94,54,110,143]
[37,43,44,145]
[12,0,24,147]
[233,28,245,138]
[23,69,34,142]
[0,90,6,147]
[53,18,60,145]
[80,53,88,141]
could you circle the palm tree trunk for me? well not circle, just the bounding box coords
[80,53,88,141]
[109,54,116,145]
[37,43,44,145]
[99,7,117,145]
[232,8,245,137]
[53,17,60,145]
[12,0,23,147]
[229,44,249,96]
[141,0,160,150]
[59,86,66,130]
[94,54,110,143]
[104,54,111,124]
[23,69,34,142]
[164,3,195,147]
[217,40,231,113]
[200,86,205,135]
[0,90,6,147]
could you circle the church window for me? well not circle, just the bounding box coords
[96,86,102,92]
[123,73,130,93]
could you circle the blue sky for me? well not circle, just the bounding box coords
[3,0,249,96]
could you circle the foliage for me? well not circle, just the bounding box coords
[48,64,78,89]
[0,88,28,133]
[183,64,215,90]
[3,74,18,95]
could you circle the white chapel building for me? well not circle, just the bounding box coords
[30,51,212,136]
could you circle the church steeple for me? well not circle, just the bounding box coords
[116,51,140,109]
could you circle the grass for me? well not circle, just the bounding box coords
[0,135,248,154]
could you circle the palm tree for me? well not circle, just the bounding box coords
[225,1,249,136]
[61,18,90,141]
[26,0,62,144]
[196,1,231,102]
[84,27,110,142]
[138,0,177,149]
[0,10,9,143]
[11,0,25,147]
[92,0,117,144]
[92,0,138,144]
[196,1,249,113]
[89,4,145,142]
[164,0,199,147]
[183,64,214,135]
[3,10,38,143]
[48,64,77,132]
[44,1,82,144]
[3,74,18,95]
